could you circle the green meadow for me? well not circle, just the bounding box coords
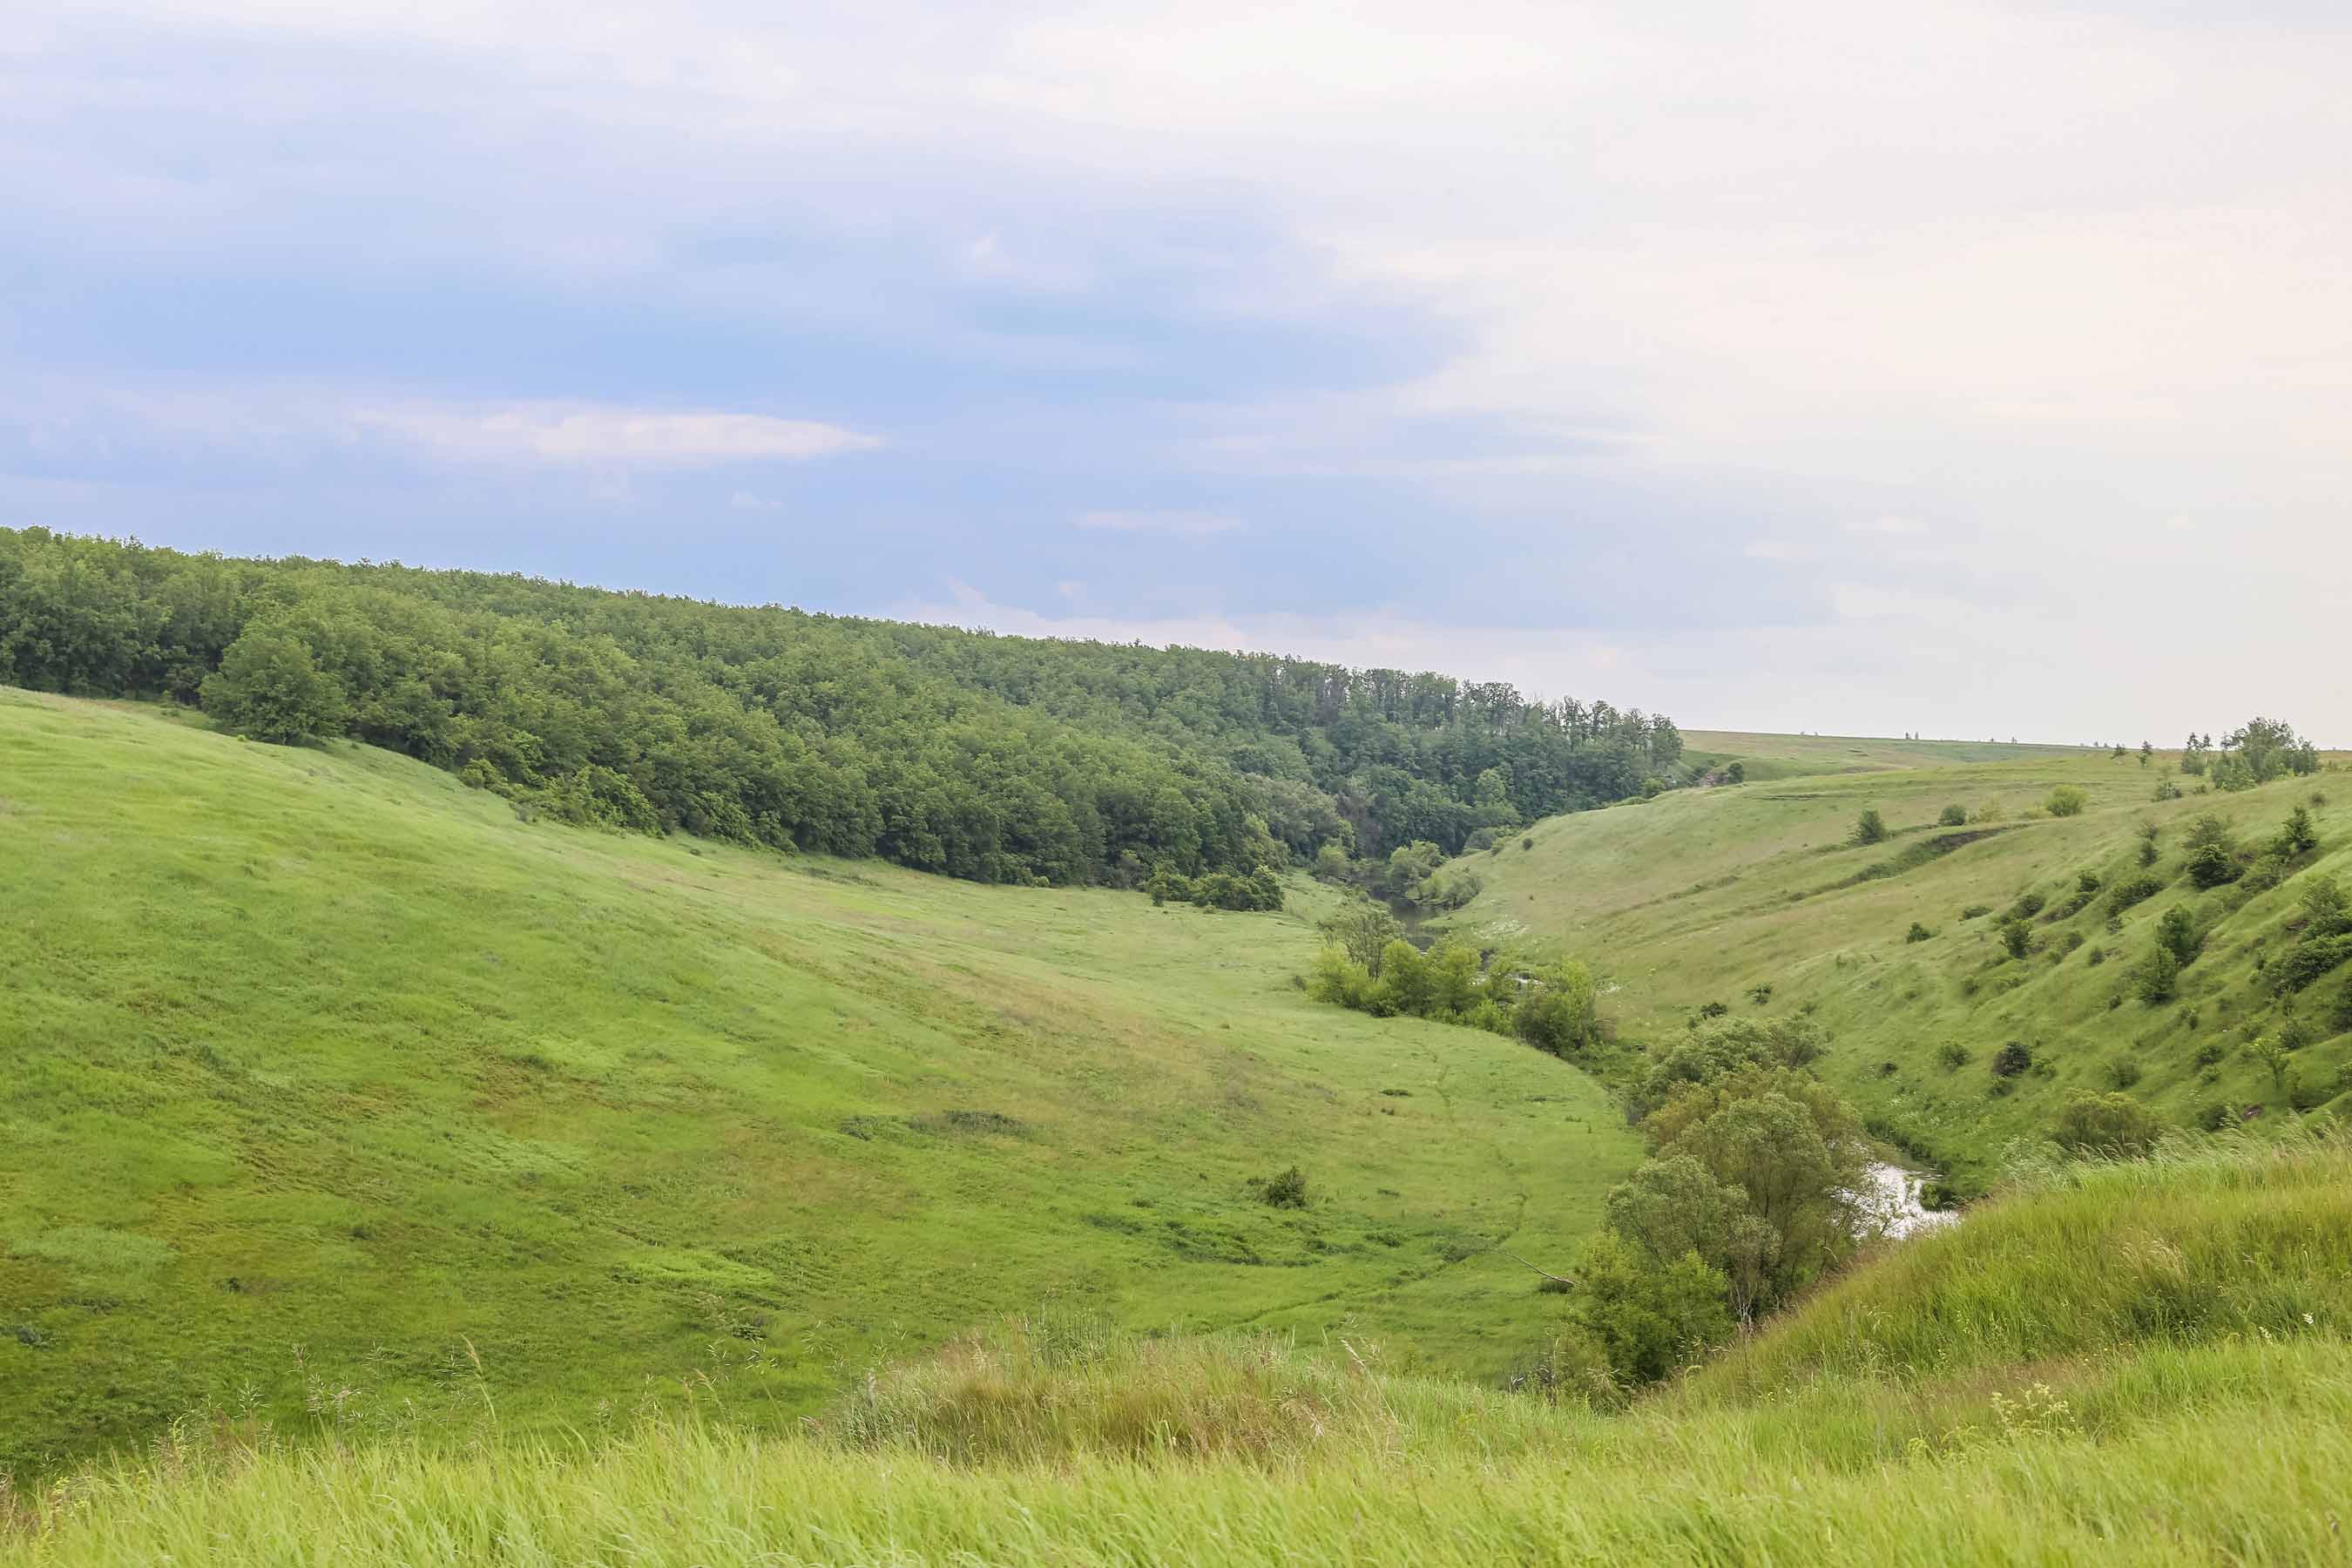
[10,1132,2350,1565]
[0,688,1637,1477]
[1440,743,2352,1187]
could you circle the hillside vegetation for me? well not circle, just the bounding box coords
[10,1133,2349,1565]
[1436,741,2351,1187]
[0,527,1680,883]
[0,689,1639,1477]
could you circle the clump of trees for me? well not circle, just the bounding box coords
[0,526,1685,889]
[1305,928,1602,1057]
[1556,1017,1866,1386]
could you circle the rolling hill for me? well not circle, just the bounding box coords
[1434,742,2352,1187]
[0,687,1638,1477]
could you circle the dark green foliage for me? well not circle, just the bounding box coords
[2271,936,2352,996]
[1905,922,1934,943]
[2274,806,2321,860]
[2106,875,2164,916]
[0,526,1680,886]
[1936,1042,1970,1070]
[1999,918,2033,961]
[1723,761,1744,784]
[2224,717,2322,784]
[2008,891,2048,921]
[1249,1166,1310,1208]
[199,625,347,743]
[1697,1000,1729,1019]
[2184,815,2242,889]
[2051,1091,2164,1157]
[2156,906,2202,965]
[1747,983,1774,1005]
[1991,1041,2032,1077]
[1852,809,1889,846]
[1512,963,1602,1057]
[2105,1057,2143,1091]
[1937,803,1968,827]
[2152,778,2183,802]
[1960,904,1992,921]
[1632,1017,1828,1115]
[2136,946,2181,1004]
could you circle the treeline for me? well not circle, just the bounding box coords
[0,528,1678,886]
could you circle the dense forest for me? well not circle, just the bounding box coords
[0,527,1682,885]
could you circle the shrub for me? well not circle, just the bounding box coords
[1568,1233,1734,1387]
[2156,906,2201,964]
[2086,945,2106,966]
[1513,962,1601,1058]
[1521,837,1534,851]
[2105,1057,2143,1091]
[2152,779,2183,802]
[2105,875,2163,916]
[2045,785,2089,817]
[1250,1166,1310,1208]
[1991,1041,2032,1077]
[1938,803,1968,827]
[1999,918,2033,961]
[2288,1071,2331,1113]
[2134,946,2181,1005]
[1853,809,1889,846]
[1936,1042,1970,1071]
[2271,936,2352,995]
[2009,892,2047,921]
[2196,1099,2233,1132]
[1696,1000,1729,1019]
[1905,922,1934,944]
[2051,1091,2163,1157]
[2273,806,2321,860]
[1747,983,1774,1005]
[2184,815,2241,889]
[1960,904,1993,921]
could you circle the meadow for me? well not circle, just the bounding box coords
[9,1132,2349,1565]
[0,688,1637,1477]
[1439,742,2352,1187]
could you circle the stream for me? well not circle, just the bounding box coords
[1854,1161,1959,1239]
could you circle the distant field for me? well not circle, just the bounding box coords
[1440,746,2352,1186]
[0,691,1638,1476]
[1680,730,2097,781]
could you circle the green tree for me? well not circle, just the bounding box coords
[200,625,347,744]
[1937,803,1968,827]
[1513,961,1599,1057]
[1566,1233,1734,1387]
[2000,916,2034,961]
[1852,808,1889,846]
[1315,900,1403,971]
[2184,814,2241,889]
[2274,806,2320,860]
[1603,1155,1778,1323]
[2156,905,2201,965]
[2045,785,2088,817]
[2135,944,2180,1005]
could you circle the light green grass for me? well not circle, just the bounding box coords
[0,689,1639,1476]
[1445,744,2352,1186]
[1680,729,2097,782]
[10,1136,2351,1565]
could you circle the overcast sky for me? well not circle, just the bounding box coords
[7,2,2348,740]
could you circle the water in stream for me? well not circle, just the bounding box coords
[1854,1161,1959,1240]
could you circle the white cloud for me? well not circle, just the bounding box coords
[1074,509,1242,536]
[356,404,878,466]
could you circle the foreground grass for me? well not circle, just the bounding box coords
[0,690,1638,1475]
[10,1135,2349,1565]
[1447,743,2352,1186]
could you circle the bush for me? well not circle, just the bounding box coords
[2152,779,2182,802]
[1936,1042,1970,1071]
[2051,1091,2164,1157]
[200,625,348,744]
[2271,936,2352,996]
[2156,905,2201,964]
[1513,962,1601,1057]
[1938,803,1968,827]
[2105,1057,2143,1091]
[1696,1000,1729,1019]
[2135,946,2181,1004]
[1960,904,1993,921]
[1853,809,1889,846]
[1747,983,1774,1005]
[1249,1166,1310,1208]
[2184,814,2241,889]
[1521,837,1534,851]
[2274,806,2321,860]
[2045,785,2089,817]
[1568,1233,1734,1387]
[1905,922,1934,944]
[1991,1041,2032,1077]
[1999,918,2033,961]
[2105,874,2163,916]
[2009,891,2048,920]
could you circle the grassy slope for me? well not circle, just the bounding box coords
[0,689,1639,1475]
[10,1135,2350,1565]
[1441,743,2352,1186]
[1680,729,2095,781]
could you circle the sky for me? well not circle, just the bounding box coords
[6,1,2349,742]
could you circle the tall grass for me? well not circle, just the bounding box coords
[10,1135,2352,1565]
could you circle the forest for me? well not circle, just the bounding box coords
[0,527,1682,886]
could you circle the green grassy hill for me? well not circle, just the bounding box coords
[1437,742,2352,1187]
[0,689,1639,1477]
[10,1133,2349,1565]
[1680,729,2097,781]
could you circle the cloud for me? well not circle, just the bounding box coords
[1074,509,1242,537]
[355,404,879,467]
